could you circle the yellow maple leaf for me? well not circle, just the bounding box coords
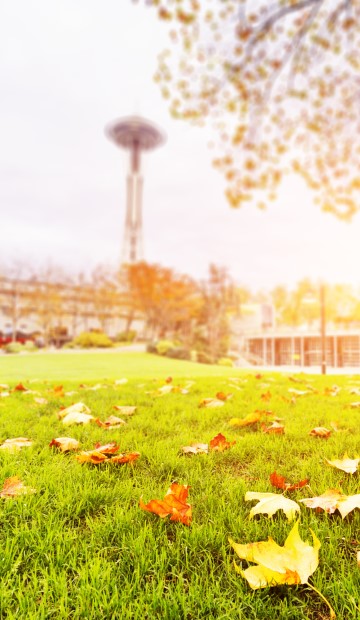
[229,522,320,588]
[245,492,300,521]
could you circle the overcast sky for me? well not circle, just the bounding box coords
[1,0,360,291]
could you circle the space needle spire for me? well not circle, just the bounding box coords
[105,115,166,264]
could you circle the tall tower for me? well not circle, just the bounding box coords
[105,116,165,264]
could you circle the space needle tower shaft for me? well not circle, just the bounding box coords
[105,116,165,264]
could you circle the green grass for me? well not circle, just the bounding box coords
[0,351,359,619]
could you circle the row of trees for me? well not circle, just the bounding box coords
[0,262,244,360]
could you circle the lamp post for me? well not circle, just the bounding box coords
[320,283,326,375]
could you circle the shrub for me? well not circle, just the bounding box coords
[155,340,175,356]
[146,342,157,354]
[165,347,191,361]
[71,332,114,348]
[217,357,233,367]
[23,340,38,352]
[4,342,24,354]
[115,330,137,343]
[196,351,213,365]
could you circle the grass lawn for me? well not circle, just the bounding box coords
[0,351,359,619]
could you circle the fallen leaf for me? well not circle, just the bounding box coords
[113,406,137,416]
[0,438,33,451]
[110,452,140,464]
[140,482,192,525]
[300,489,360,518]
[288,388,312,396]
[75,450,107,464]
[0,392,10,398]
[14,383,28,392]
[0,384,9,390]
[260,390,272,401]
[270,472,309,492]
[57,402,91,419]
[245,492,300,521]
[324,385,341,397]
[93,442,120,455]
[96,415,127,428]
[350,401,360,408]
[49,437,80,452]
[114,378,128,385]
[209,433,236,452]
[309,427,331,439]
[181,443,209,455]
[325,455,359,474]
[229,521,320,589]
[34,397,48,405]
[216,392,233,401]
[61,412,94,426]
[199,398,224,408]
[0,476,36,498]
[262,421,285,435]
[165,376,173,384]
[229,410,272,428]
[52,385,64,397]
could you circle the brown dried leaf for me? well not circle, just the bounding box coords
[0,476,36,498]
[199,398,224,408]
[0,438,33,451]
[181,443,209,455]
[262,421,285,435]
[113,406,137,416]
[49,437,80,452]
[216,392,233,401]
[309,427,331,439]
[110,451,140,464]
[96,415,127,428]
[57,402,91,419]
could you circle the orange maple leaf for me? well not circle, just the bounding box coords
[270,471,309,492]
[209,433,236,452]
[140,482,192,525]
[262,421,285,435]
[110,452,140,464]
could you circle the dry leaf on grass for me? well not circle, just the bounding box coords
[0,438,33,451]
[209,433,236,452]
[198,398,224,408]
[288,388,312,396]
[114,378,128,385]
[181,443,209,455]
[216,392,233,401]
[57,402,91,419]
[0,476,36,498]
[113,406,137,416]
[95,415,127,428]
[34,397,48,405]
[75,442,140,465]
[300,489,360,518]
[270,472,309,492]
[14,383,28,392]
[49,437,80,452]
[309,427,331,439]
[350,401,360,408]
[229,521,320,588]
[140,482,192,526]
[262,421,285,435]
[325,455,359,474]
[229,410,273,428]
[62,412,94,426]
[245,492,300,521]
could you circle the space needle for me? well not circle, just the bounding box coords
[105,115,166,264]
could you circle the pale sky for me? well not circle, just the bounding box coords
[1,0,360,291]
